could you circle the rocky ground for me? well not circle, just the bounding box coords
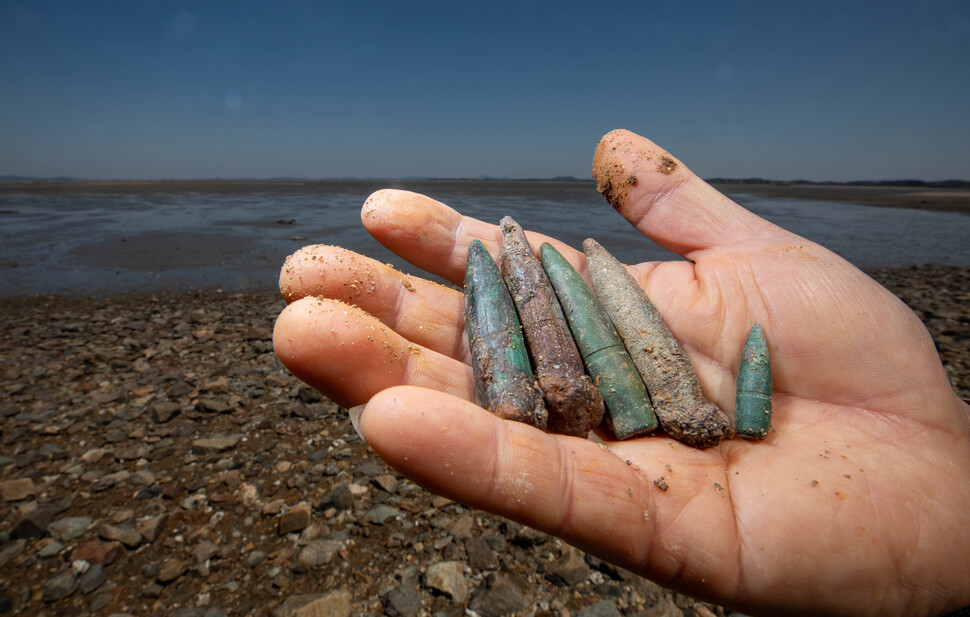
[0,265,967,617]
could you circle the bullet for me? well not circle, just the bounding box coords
[735,323,772,439]
[464,239,547,429]
[539,242,657,440]
[583,239,731,449]
[499,217,605,437]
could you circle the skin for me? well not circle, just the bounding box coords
[273,129,970,617]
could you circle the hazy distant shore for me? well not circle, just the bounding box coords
[2,179,968,214]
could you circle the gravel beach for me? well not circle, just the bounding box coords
[0,263,967,617]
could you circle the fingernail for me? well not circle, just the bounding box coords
[349,404,367,443]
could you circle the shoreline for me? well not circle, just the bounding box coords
[2,179,967,214]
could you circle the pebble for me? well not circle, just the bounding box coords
[157,558,190,583]
[48,516,93,541]
[0,539,26,566]
[273,589,352,617]
[71,540,123,565]
[192,434,244,453]
[364,504,401,525]
[545,546,592,586]
[37,540,65,558]
[296,540,342,567]
[42,569,77,602]
[279,502,312,535]
[98,523,144,548]
[576,600,622,617]
[383,583,422,617]
[0,478,35,502]
[80,563,107,594]
[423,561,469,604]
[468,572,529,617]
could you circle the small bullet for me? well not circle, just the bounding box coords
[464,239,547,429]
[500,217,605,437]
[735,323,772,440]
[583,238,731,449]
[539,242,656,440]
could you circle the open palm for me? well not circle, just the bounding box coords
[273,130,970,616]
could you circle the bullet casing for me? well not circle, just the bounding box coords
[499,217,605,437]
[735,323,772,439]
[583,238,731,449]
[539,242,656,440]
[464,239,547,428]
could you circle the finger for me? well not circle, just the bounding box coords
[273,297,474,408]
[360,385,740,598]
[592,129,792,258]
[361,189,585,286]
[280,244,466,359]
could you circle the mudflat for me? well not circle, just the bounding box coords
[712,181,970,214]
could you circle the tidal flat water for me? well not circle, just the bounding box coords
[1,181,968,296]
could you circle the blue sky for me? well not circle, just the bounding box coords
[1,1,968,181]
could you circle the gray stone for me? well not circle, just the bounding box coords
[38,540,64,558]
[245,549,267,569]
[192,434,243,453]
[191,540,219,563]
[464,537,497,571]
[272,589,352,617]
[99,524,143,548]
[545,546,591,586]
[483,534,506,552]
[316,483,353,511]
[423,561,469,604]
[12,504,57,539]
[364,504,401,525]
[383,583,422,617]
[296,540,342,567]
[49,516,93,541]
[354,461,384,477]
[468,573,528,617]
[42,568,77,602]
[576,600,621,617]
[80,563,106,594]
[90,591,113,611]
[135,512,168,543]
[152,401,181,423]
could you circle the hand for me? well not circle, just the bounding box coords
[273,129,970,617]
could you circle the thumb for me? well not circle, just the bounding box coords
[592,129,788,258]
[358,385,738,594]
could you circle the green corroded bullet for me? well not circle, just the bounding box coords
[500,217,605,437]
[735,323,772,439]
[583,238,731,449]
[464,239,547,429]
[539,242,656,440]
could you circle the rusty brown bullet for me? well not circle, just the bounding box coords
[500,217,605,437]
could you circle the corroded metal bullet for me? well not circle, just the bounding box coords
[499,217,605,437]
[735,323,772,439]
[539,242,656,440]
[583,238,731,449]
[464,239,547,429]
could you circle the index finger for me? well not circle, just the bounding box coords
[362,189,587,285]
